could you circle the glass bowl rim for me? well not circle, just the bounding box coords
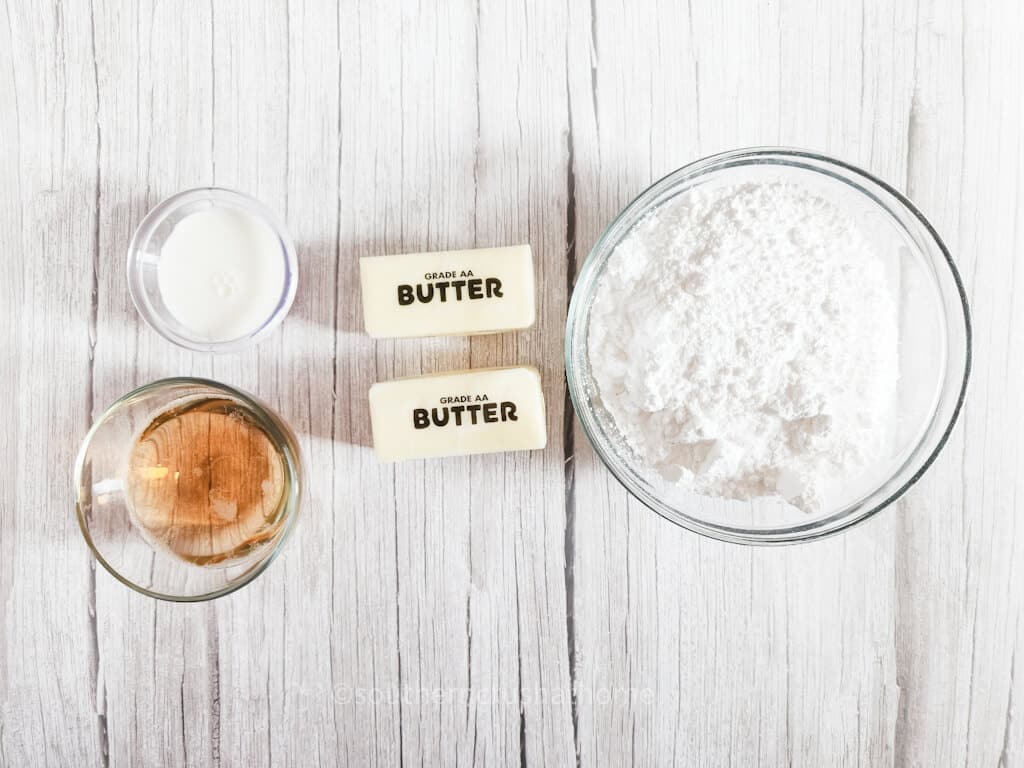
[564,146,973,545]
[126,187,299,353]
[74,376,303,601]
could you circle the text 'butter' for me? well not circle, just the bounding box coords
[359,245,535,338]
[368,366,547,461]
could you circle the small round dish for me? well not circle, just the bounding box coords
[127,188,298,352]
[74,377,302,601]
[565,147,971,544]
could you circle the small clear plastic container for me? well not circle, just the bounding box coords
[127,188,298,352]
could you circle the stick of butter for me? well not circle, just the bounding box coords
[360,245,535,338]
[368,366,547,461]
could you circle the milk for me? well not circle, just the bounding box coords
[157,208,286,342]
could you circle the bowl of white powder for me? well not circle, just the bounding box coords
[566,147,971,543]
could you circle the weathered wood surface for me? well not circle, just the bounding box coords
[1,0,1021,765]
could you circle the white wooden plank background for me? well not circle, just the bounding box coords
[0,0,1020,765]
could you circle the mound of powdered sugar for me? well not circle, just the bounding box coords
[587,181,899,513]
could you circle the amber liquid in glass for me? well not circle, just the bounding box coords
[124,397,289,566]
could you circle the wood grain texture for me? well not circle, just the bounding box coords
[0,0,1021,765]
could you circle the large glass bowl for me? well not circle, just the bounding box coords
[565,148,971,544]
[74,378,302,600]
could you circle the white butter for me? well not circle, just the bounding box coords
[360,245,535,338]
[368,366,547,461]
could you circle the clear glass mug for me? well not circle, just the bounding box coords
[75,378,302,601]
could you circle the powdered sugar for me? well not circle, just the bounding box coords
[587,181,899,513]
